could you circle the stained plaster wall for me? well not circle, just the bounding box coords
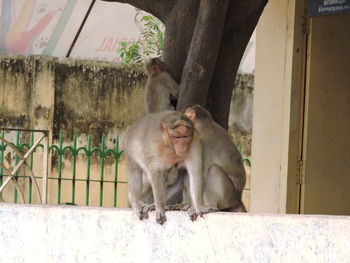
[0,55,253,208]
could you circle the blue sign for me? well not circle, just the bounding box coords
[308,0,350,16]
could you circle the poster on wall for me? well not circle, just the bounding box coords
[308,0,350,16]
[68,1,141,63]
[0,0,143,62]
[0,0,256,73]
[0,0,92,56]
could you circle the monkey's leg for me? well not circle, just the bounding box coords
[206,165,247,212]
[126,158,150,220]
[205,165,235,209]
[166,171,190,211]
[222,190,247,213]
[148,170,167,225]
[141,171,154,203]
[141,167,183,212]
[164,168,185,205]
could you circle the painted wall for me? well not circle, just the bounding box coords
[251,0,299,213]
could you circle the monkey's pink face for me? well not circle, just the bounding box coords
[184,108,196,122]
[169,125,193,156]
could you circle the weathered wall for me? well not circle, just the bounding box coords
[0,55,146,143]
[0,55,253,208]
[1,203,350,263]
[0,55,145,207]
[0,54,253,145]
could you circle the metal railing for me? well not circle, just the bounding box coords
[50,132,124,207]
[0,128,49,204]
[0,128,251,207]
[0,129,124,207]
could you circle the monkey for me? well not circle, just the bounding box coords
[139,166,185,206]
[144,57,179,113]
[121,111,216,224]
[170,105,247,214]
[142,58,181,206]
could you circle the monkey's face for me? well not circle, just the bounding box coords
[169,125,193,156]
[145,57,165,76]
[184,107,196,122]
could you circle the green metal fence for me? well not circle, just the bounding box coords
[0,129,251,207]
[0,129,125,207]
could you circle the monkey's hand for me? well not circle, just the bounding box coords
[188,206,218,221]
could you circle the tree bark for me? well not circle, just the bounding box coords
[176,0,230,112]
[208,0,268,128]
[162,0,199,82]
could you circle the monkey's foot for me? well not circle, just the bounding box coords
[156,208,166,225]
[166,203,191,211]
[188,206,218,221]
[142,204,156,212]
[134,207,149,220]
[133,203,155,220]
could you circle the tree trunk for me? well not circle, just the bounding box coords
[102,0,267,128]
[176,0,229,112]
[208,0,268,129]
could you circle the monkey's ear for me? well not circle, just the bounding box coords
[161,122,169,132]
[161,122,171,138]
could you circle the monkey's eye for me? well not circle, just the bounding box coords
[172,135,189,139]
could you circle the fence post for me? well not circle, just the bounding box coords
[42,131,49,204]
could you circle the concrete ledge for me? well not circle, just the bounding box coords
[0,204,349,262]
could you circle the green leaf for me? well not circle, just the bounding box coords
[116,15,165,65]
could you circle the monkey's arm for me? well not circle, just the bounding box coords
[125,156,150,220]
[159,72,179,97]
[148,169,167,225]
[184,139,217,220]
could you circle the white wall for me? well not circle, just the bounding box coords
[1,203,350,263]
